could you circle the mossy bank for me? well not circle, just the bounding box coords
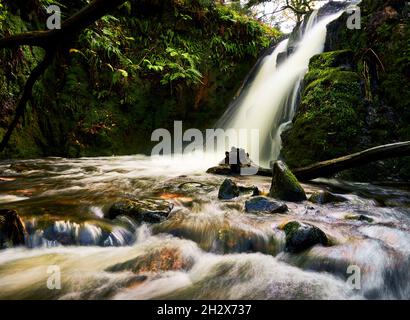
[282,0,410,181]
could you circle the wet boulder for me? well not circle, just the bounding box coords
[309,190,347,204]
[269,161,307,202]
[282,221,328,253]
[0,209,26,249]
[245,196,288,214]
[107,199,174,223]
[218,179,240,200]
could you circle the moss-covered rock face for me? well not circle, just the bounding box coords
[0,0,280,159]
[282,50,365,168]
[282,0,410,181]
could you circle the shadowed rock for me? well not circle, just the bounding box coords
[0,209,26,249]
[245,196,288,214]
[218,179,240,200]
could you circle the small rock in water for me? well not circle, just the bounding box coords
[345,214,374,223]
[245,196,288,214]
[239,185,260,196]
[281,221,328,253]
[218,179,240,200]
[107,199,174,223]
[309,190,347,204]
[106,247,193,273]
[0,209,26,249]
[269,161,307,202]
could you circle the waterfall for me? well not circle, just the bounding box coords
[216,10,344,168]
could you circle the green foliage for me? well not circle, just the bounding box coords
[0,0,279,158]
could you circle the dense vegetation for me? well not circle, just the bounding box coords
[282,0,410,180]
[0,0,279,158]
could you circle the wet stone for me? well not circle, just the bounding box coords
[309,190,347,204]
[282,221,328,253]
[107,199,174,223]
[218,179,240,200]
[245,196,288,214]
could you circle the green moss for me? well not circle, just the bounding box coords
[282,51,364,168]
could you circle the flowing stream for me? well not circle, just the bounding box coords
[0,156,409,300]
[1,6,409,300]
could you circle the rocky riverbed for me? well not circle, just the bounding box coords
[0,155,409,299]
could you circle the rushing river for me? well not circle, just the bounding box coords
[0,155,409,300]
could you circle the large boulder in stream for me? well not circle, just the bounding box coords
[309,191,347,204]
[218,179,240,200]
[107,199,174,223]
[269,161,307,202]
[0,209,26,249]
[245,196,288,214]
[281,221,329,253]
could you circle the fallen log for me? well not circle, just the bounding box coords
[209,141,410,181]
[292,141,410,181]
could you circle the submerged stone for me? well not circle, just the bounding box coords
[345,214,374,223]
[0,209,26,249]
[106,247,193,273]
[282,221,328,253]
[108,199,174,223]
[269,161,307,202]
[218,179,240,200]
[245,196,288,214]
[309,190,347,204]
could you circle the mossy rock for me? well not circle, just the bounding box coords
[281,50,364,169]
[282,221,329,253]
[269,161,307,202]
[107,199,174,223]
[309,191,348,204]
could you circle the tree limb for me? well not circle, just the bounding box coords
[0,0,128,49]
[0,50,55,151]
[0,0,130,152]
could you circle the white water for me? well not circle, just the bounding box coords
[217,11,343,167]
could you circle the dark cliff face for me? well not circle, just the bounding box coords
[282,0,410,181]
